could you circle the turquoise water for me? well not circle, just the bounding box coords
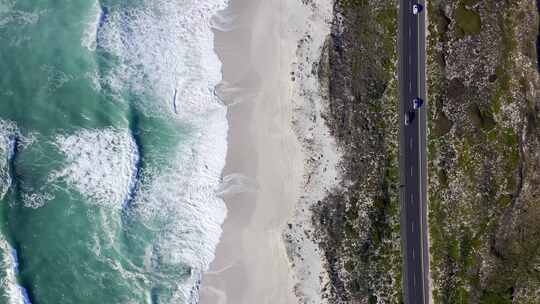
[0,1,228,303]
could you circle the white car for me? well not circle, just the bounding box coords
[412,4,423,15]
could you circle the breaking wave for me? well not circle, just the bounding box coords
[0,120,17,201]
[0,0,230,302]
[90,0,230,301]
[0,237,31,304]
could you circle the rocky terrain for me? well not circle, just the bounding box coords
[427,0,540,302]
[299,0,540,303]
[311,0,403,302]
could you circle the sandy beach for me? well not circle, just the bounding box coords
[200,1,302,303]
[200,0,335,303]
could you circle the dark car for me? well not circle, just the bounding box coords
[413,97,424,110]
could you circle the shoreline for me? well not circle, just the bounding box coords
[201,0,336,303]
[200,0,302,303]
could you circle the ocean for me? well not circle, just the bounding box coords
[0,0,229,303]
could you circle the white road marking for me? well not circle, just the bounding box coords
[412,248,415,259]
[410,137,413,150]
[411,221,414,232]
[410,166,413,177]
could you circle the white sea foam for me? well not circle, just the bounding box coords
[21,192,55,209]
[0,1,45,48]
[96,0,228,119]
[93,0,229,301]
[131,108,228,302]
[80,0,101,51]
[0,120,39,205]
[8,0,228,302]
[0,237,19,304]
[0,0,42,28]
[0,237,31,304]
[49,128,139,209]
[39,65,74,95]
[0,120,18,201]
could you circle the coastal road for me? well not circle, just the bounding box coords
[398,1,429,304]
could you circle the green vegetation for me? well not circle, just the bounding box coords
[466,103,496,131]
[491,9,517,114]
[455,4,481,36]
[315,0,403,303]
[340,0,367,9]
[427,0,540,303]
[462,0,481,6]
[479,291,512,304]
[343,0,403,299]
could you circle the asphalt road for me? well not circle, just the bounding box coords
[398,1,429,304]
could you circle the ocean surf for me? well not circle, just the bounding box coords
[0,0,229,303]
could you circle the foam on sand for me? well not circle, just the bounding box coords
[210,9,238,32]
[215,173,258,197]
